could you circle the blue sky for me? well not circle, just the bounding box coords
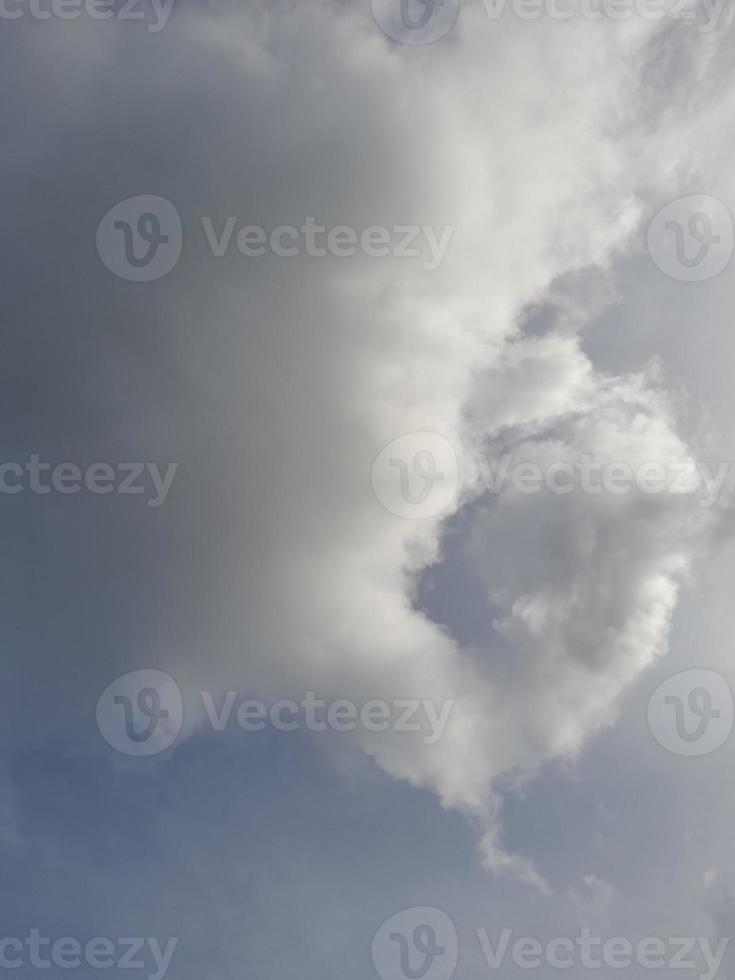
[3,2,735,979]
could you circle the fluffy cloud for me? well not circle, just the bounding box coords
[3,0,733,888]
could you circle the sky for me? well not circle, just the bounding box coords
[3,0,735,978]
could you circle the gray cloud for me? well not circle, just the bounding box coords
[1,0,734,894]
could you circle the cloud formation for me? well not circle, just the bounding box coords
[3,0,734,888]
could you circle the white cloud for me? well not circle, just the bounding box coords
[4,0,734,889]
